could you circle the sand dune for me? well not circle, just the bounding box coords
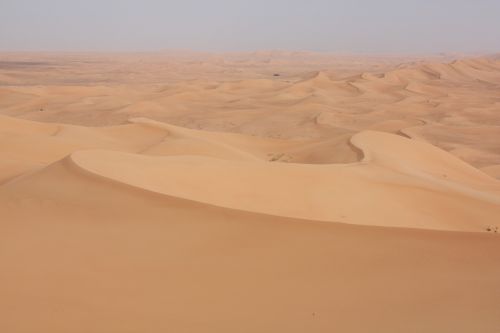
[2,52,499,168]
[1,150,500,333]
[2,115,498,232]
[41,133,499,232]
[1,52,500,332]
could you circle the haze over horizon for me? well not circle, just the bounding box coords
[1,0,499,54]
[2,0,500,332]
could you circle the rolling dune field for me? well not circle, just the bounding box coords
[1,52,500,332]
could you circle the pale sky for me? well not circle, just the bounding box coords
[1,0,499,53]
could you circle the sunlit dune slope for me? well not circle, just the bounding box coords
[1,53,500,333]
[1,115,499,231]
[1,146,500,333]
[1,53,499,169]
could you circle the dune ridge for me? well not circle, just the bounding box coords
[1,52,500,332]
[2,53,500,168]
[1,123,500,332]
[1,114,499,232]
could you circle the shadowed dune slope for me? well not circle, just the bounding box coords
[1,54,500,168]
[1,152,500,333]
[0,114,361,182]
[61,134,500,231]
[0,115,499,231]
[1,53,500,333]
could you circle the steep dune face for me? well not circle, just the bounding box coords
[59,132,500,232]
[1,53,500,332]
[1,115,499,232]
[1,145,500,333]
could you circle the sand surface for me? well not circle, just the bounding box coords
[1,51,500,332]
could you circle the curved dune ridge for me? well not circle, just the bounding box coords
[2,54,500,168]
[0,118,500,332]
[1,115,500,333]
[1,53,500,332]
[1,115,499,232]
[2,136,500,332]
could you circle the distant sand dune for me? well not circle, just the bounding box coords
[2,54,499,169]
[1,52,500,333]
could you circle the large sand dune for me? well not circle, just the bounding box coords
[1,52,500,332]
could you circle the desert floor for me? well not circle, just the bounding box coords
[1,51,500,332]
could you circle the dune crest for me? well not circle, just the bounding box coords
[1,114,499,232]
[1,52,500,333]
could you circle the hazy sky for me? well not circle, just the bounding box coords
[1,0,499,53]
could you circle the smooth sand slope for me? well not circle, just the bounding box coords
[1,115,499,231]
[1,114,500,332]
[1,52,500,169]
[1,158,500,333]
[1,52,500,332]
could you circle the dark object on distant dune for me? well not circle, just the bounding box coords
[0,61,52,69]
[273,73,281,77]
[486,226,498,233]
